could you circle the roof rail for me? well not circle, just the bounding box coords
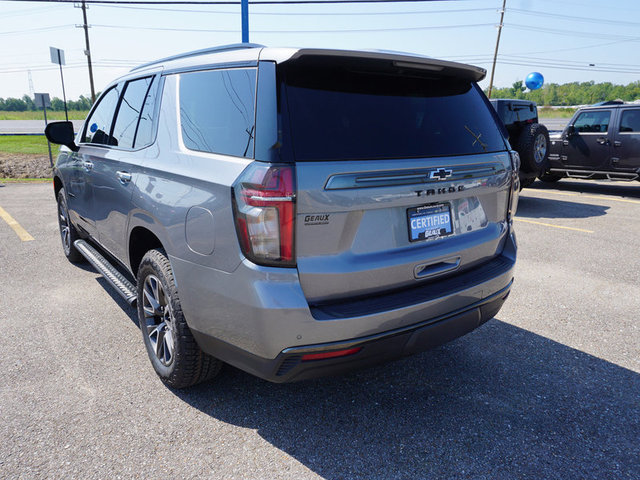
[592,100,624,106]
[130,43,265,72]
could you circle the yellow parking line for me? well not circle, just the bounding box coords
[514,217,594,233]
[528,189,640,205]
[0,206,35,242]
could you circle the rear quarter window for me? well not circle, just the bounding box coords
[179,68,256,158]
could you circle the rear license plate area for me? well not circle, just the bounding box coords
[407,203,453,242]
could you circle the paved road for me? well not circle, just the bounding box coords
[0,180,638,479]
[0,119,84,134]
[0,118,567,135]
[539,117,568,131]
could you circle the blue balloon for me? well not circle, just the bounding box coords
[525,72,544,90]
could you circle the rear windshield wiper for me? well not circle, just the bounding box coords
[464,125,488,152]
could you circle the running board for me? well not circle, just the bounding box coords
[550,168,639,181]
[74,239,137,306]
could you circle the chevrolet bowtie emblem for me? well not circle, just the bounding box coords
[430,168,453,180]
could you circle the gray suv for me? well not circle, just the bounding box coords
[45,44,519,388]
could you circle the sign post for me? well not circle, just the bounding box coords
[49,46,69,121]
[35,93,53,167]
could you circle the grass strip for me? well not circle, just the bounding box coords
[0,135,60,155]
[0,178,52,183]
[0,110,88,120]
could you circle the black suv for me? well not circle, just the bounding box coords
[490,99,550,188]
[542,101,640,182]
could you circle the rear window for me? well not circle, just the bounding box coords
[283,64,505,161]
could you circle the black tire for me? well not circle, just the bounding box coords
[516,123,550,174]
[519,177,536,190]
[56,188,84,263]
[137,248,222,388]
[539,171,563,183]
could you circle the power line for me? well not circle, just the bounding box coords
[92,21,494,33]
[508,7,640,28]
[92,3,495,15]
[507,23,640,42]
[0,25,75,36]
[2,0,470,4]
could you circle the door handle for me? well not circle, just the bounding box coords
[116,171,132,184]
[414,257,461,279]
[82,160,93,171]
[596,137,610,146]
[613,140,622,147]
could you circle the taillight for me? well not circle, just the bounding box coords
[232,162,296,267]
[508,150,520,221]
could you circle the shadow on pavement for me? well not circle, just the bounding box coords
[95,277,139,327]
[530,180,640,199]
[172,320,639,479]
[516,195,609,219]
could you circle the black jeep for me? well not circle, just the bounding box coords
[541,101,640,183]
[490,99,550,188]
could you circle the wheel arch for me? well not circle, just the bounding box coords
[53,175,63,199]
[129,226,164,277]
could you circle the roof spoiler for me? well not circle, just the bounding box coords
[282,49,486,82]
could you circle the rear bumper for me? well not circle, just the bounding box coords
[191,282,511,383]
[175,229,516,381]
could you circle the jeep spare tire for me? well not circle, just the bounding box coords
[516,123,550,174]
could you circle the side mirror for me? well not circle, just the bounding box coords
[566,125,576,137]
[44,121,79,152]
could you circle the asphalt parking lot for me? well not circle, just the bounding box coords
[0,179,638,479]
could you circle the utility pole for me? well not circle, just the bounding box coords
[241,0,249,43]
[487,0,507,99]
[78,0,96,103]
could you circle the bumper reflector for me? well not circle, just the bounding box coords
[301,347,362,362]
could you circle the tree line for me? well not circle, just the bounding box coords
[1,80,640,111]
[0,94,93,112]
[488,80,640,106]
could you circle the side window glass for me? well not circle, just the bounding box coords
[573,110,611,133]
[619,110,640,133]
[179,68,256,157]
[82,86,121,145]
[134,77,158,148]
[111,76,154,149]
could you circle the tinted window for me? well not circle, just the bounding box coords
[111,76,154,149]
[620,109,640,133]
[82,86,121,145]
[180,68,256,157]
[283,65,505,161]
[134,77,158,148]
[573,110,611,133]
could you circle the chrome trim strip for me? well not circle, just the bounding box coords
[249,195,295,202]
[325,163,505,190]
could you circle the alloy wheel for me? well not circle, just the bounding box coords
[142,274,176,366]
[58,199,71,253]
[534,134,547,165]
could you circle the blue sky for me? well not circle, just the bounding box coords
[1,0,639,100]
